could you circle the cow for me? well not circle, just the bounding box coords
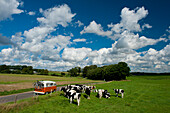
[67,89,81,106]
[85,87,91,99]
[96,89,110,99]
[103,90,111,99]
[97,89,104,99]
[84,85,96,99]
[113,89,124,98]
[60,86,67,96]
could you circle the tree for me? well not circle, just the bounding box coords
[68,67,79,77]
[87,67,104,80]
[86,62,130,81]
[82,65,97,78]
[117,62,131,79]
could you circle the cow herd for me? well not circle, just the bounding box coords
[60,84,124,106]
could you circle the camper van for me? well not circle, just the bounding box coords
[34,81,57,94]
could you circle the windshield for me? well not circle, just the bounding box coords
[34,81,44,89]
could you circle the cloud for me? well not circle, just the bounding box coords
[73,38,86,42]
[80,21,112,37]
[27,11,36,16]
[0,0,24,21]
[62,47,92,62]
[142,23,152,30]
[120,7,148,32]
[82,7,149,37]
[23,26,55,42]
[0,34,14,45]
[75,20,84,27]
[114,31,165,49]
[37,4,76,27]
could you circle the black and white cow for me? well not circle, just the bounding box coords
[67,89,81,106]
[97,89,104,99]
[103,90,111,99]
[113,89,124,98]
[60,86,67,96]
[84,85,96,99]
[85,87,91,99]
[66,84,83,93]
[96,89,110,99]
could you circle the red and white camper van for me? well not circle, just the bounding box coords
[34,81,57,94]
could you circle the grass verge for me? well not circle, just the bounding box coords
[0,88,34,96]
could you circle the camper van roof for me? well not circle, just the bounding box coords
[39,81,56,84]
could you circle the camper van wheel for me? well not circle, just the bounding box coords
[53,89,56,92]
[45,92,48,95]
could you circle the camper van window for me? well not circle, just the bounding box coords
[54,83,56,86]
[50,83,53,86]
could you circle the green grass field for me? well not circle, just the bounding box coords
[0,75,170,113]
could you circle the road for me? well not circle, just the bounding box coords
[0,87,61,104]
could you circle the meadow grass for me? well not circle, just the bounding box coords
[0,75,169,113]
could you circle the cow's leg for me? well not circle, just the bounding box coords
[70,97,72,104]
[77,98,80,106]
[87,95,90,99]
[122,93,124,98]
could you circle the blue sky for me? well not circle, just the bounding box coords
[0,0,169,72]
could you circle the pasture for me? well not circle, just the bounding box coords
[0,75,170,113]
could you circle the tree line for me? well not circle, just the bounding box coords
[67,62,131,81]
[0,65,49,75]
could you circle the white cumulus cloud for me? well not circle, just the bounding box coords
[37,4,76,27]
[0,0,24,21]
[80,21,112,37]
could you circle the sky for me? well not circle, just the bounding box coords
[0,0,169,72]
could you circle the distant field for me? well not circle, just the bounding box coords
[0,75,170,113]
[0,74,102,94]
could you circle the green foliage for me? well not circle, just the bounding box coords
[61,72,65,76]
[0,65,49,75]
[87,67,104,80]
[68,67,81,77]
[85,62,130,81]
[38,69,49,75]
[82,65,97,78]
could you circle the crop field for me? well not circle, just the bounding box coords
[0,74,102,94]
[0,75,170,113]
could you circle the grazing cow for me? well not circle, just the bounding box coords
[103,90,110,99]
[61,86,67,96]
[85,87,91,99]
[113,89,124,98]
[66,84,83,93]
[85,85,96,98]
[97,89,104,99]
[97,89,110,99]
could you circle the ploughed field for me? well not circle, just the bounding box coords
[0,74,102,93]
[0,75,170,113]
